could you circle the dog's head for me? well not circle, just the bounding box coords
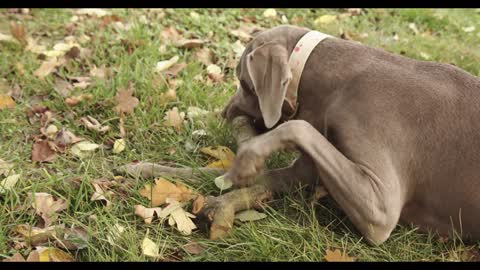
[221,25,308,130]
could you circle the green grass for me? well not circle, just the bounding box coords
[1,8,480,262]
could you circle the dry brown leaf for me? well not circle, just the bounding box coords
[54,128,83,150]
[0,95,16,110]
[80,116,110,133]
[54,78,73,97]
[192,194,205,215]
[163,107,185,132]
[195,48,214,66]
[138,178,195,207]
[33,57,65,79]
[183,241,205,255]
[29,192,68,227]
[206,64,223,83]
[160,26,182,44]
[10,22,27,46]
[3,252,26,262]
[89,65,110,79]
[176,39,204,49]
[134,205,162,224]
[164,62,187,77]
[91,181,113,207]
[31,140,57,163]
[65,94,93,106]
[324,248,355,262]
[115,83,139,114]
[159,89,177,105]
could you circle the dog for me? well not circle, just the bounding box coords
[220,25,480,246]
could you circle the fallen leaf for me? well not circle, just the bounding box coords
[315,14,337,25]
[232,40,245,58]
[159,89,177,105]
[12,224,88,250]
[32,140,57,163]
[177,39,204,49]
[142,232,159,258]
[90,181,113,207]
[29,192,68,227]
[155,55,179,72]
[76,8,110,17]
[408,23,420,35]
[214,174,233,191]
[420,52,431,60]
[195,48,214,65]
[10,22,27,46]
[200,146,235,161]
[312,185,329,202]
[163,107,185,132]
[191,194,205,214]
[139,178,195,207]
[89,65,110,79]
[0,95,16,109]
[157,199,197,235]
[3,252,25,262]
[33,57,65,79]
[164,63,187,77]
[160,26,182,45]
[54,129,83,150]
[324,248,355,262]
[43,124,58,139]
[65,94,93,106]
[0,32,16,43]
[107,223,125,246]
[183,241,205,255]
[37,247,74,262]
[0,158,14,176]
[0,173,20,194]
[206,64,223,82]
[235,209,267,222]
[115,83,139,114]
[134,205,162,224]
[112,138,126,154]
[80,116,110,133]
[462,26,476,33]
[263,9,277,18]
[70,141,100,158]
[54,78,73,97]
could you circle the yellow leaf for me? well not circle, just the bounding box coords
[206,159,232,169]
[142,230,159,258]
[38,247,74,262]
[138,178,195,207]
[324,248,355,262]
[0,95,16,109]
[113,139,126,154]
[263,9,277,18]
[314,15,337,25]
[200,146,235,161]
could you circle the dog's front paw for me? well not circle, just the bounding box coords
[225,142,266,188]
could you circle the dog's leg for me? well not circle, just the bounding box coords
[225,120,403,246]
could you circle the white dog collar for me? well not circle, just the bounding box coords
[283,31,332,119]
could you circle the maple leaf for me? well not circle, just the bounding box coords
[31,140,57,163]
[324,248,355,262]
[138,178,195,207]
[29,192,68,227]
[115,83,139,114]
[163,107,185,132]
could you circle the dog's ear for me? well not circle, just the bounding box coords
[246,42,292,128]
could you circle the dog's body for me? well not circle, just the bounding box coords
[221,25,480,245]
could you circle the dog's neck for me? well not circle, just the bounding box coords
[281,31,332,121]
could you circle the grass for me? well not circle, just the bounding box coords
[1,8,480,262]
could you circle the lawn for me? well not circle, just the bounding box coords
[1,8,480,262]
